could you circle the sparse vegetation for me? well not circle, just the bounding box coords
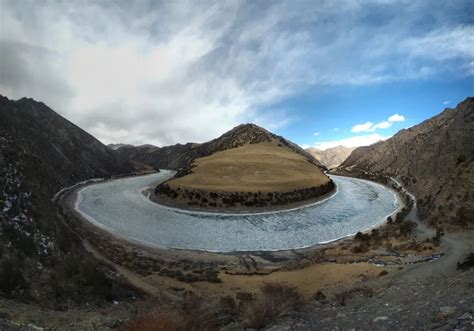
[242,283,305,329]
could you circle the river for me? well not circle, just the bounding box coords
[75,170,400,252]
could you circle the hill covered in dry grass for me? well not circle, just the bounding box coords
[154,124,333,211]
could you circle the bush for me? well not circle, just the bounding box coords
[242,283,305,329]
[354,232,370,241]
[122,293,237,331]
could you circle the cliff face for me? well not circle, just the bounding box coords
[0,95,136,303]
[116,123,324,173]
[306,146,355,168]
[338,97,474,227]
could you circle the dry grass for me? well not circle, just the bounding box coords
[121,294,238,331]
[191,262,386,299]
[167,142,328,193]
[242,283,305,329]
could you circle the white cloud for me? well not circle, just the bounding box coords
[313,131,320,136]
[351,114,405,133]
[300,144,311,149]
[443,100,451,105]
[351,122,374,133]
[373,121,391,129]
[314,134,390,150]
[388,114,405,122]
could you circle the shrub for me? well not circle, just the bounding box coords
[122,293,237,331]
[354,232,370,241]
[242,283,305,329]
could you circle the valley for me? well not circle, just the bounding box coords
[0,95,472,330]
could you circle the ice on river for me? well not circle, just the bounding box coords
[76,170,399,252]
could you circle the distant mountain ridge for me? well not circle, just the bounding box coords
[337,97,474,227]
[115,123,324,174]
[306,145,355,168]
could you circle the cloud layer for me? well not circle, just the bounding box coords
[351,113,405,133]
[1,0,472,146]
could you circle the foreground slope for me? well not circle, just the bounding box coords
[155,124,333,211]
[337,97,474,228]
[0,95,136,303]
[306,145,355,168]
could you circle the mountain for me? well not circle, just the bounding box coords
[154,124,333,211]
[0,95,136,303]
[0,96,135,192]
[337,97,474,228]
[306,145,355,168]
[115,123,325,174]
[107,143,133,150]
[116,142,197,171]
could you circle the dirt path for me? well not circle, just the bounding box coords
[390,178,473,283]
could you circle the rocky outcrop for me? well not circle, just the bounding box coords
[337,97,474,228]
[306,146,355,168]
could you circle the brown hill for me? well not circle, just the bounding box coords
[306,145,355,168]
[115,123,324,173]
[154,124,333,212]
[337,97,474,228]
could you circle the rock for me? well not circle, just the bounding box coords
[373,316,389,323]
[437,306,458,321]
[458,312,472,320]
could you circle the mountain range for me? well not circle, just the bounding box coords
[306,145,355,168]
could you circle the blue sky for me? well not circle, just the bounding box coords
[1,0,473,148]
[275,77,473,149]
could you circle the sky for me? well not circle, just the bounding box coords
[0,0,473,150]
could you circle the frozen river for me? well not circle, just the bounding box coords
[75,170,400,252]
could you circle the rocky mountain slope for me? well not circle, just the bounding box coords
[0,95,136,305]
[115,123,324,173]
[306,145,355,168]
[337,97,474,228]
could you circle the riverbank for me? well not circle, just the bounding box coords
[150,179,336,214]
